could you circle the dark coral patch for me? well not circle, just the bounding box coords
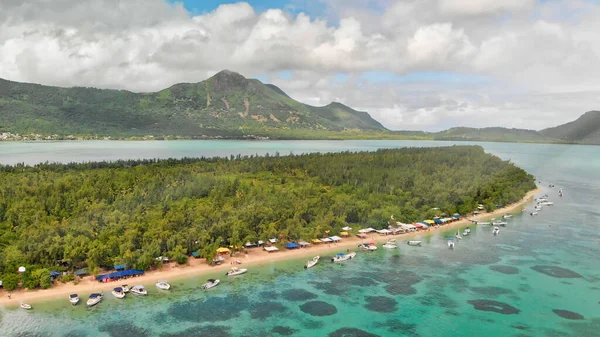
[364,296,397,313]
[531,266,583,278]
[552,309,585,320]
[300,301,338,317]
[168,295,249,322]
[99,322,150,337]
[310,281,347,296]
[328,328,381,337]
[249,301,288,319]
[281,289,318,301]
[161,326,231,337]
[468,300,520,315]
[490,265,519,275]
[271,326,298,336]
[63,331,87,337]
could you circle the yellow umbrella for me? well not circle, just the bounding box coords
[424,220,435,225]
[216,247,231,253]
[340,231,349,237]
[311,239,322,243]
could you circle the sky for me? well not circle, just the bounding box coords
[1,0,600,131]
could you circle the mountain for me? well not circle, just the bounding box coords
[539,111,600,145]
[434,127,553,143]
[0,70,386,138]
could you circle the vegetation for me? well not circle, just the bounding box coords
[540,110,600,145]
[0,146,535,289]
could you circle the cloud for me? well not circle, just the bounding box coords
[0,0,599,131]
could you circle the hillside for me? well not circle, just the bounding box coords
[540,111,600,145]
[434,127,553,143]
[0,70,386,138]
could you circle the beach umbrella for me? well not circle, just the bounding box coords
[18,266,26,273]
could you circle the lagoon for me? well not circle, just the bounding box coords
[0,140,599,336]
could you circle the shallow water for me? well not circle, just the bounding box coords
[1,141,599,336]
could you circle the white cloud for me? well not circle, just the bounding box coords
[0,0,599,130]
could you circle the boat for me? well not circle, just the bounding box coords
[358,243,377,251]
[382,241,397,249]
[69,294,79,305]
[201,279,220,290]
[493,227,500,235]
[121,285,129,293]
[455,231,462,240]
[476,221,491,225]
[331,252,356,262]
[130,285,148,295]
[492,221,508,227]
[304,256,320,269]
[236,259,242,264]
[540,201,554,206]
[156,280,171,290]
[86,293,103,307]
[462,230,469,236]
[530,212,538,216]
[20,302,32,310]
[503,214,513,219]
[407,240,422,246]
[226,267,248,276]
[111,287,126,299]
[447,238,455,248]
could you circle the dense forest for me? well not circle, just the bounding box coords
[0,146,535,290]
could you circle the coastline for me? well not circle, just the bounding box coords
[0,187,540,306]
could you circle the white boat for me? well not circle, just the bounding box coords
[226,267,248,276]
[156,280,171,290]
[332,252,356,262]
[407,240,422,246]
[462,230,469,236]
[493,227,500,235]
[20,302,32,310]
[86,293,103,307]
[503,214,513,219]
[69,294,79,305]
[477,221,491,225]
[358,243,377,251]
[382,241,397,249]
[201,279,220,290]
[112,287,126,299]
[465,228,471,233]
[455,232,462,240]
[540,201,554,206]
[236,259,242,264]
[121,285,129,293]
[447,239,455,248]
[530,212,538,216]
[130,285,148,295]
[492,221,508,227]
[304,256,320,269]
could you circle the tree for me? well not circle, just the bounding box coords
[2,273,19,291]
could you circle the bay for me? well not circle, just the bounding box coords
[0,140,599,337]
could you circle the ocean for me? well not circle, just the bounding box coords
[0,140,599,337]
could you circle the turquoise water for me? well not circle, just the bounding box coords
[1,141,599,336]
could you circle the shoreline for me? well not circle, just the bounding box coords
[0,188,540,307]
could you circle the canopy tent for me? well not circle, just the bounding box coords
[114,264,128,271]
[269,238,278,243]
[96,269,144,281]
[264,246,279,252]
[298,241,309,247]
[377,229,392,234]
[329,236,342,242]
[245,241,257,247]
[216,247,231,254]
[453,213,461,219]
[18,266,26,273]
[342,226,352,231]
[191,251,199,257]
[417,222,429,228]
[424,220,435,225]
[340,231,349,237]
[358,228,376,233]
[356,233,368,238]
[50,271,61,279]
[320,237,333,242]
[311,239,322,244]
[258,240,265,246]
[434,217,443,224]
[285,242,299,249]
[412,223,424,228]
[74,269,88,276]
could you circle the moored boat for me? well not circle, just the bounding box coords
[20,302,32,310]
[130,285,148,295]
[226,267,248,276]
[462,230,469,236]
[332,252,356,262]
[156,280,171,290]
[492,221,508,227]
[530,212,538,216]
[304,256,320,269]
[493,227,500,235]
[476,221,491,225]
[382,239,397,249]
[121,285,130,293]
[358,243,377,251]
[503,214,512,219]
[112,287,126,299]
[447,238,455,248]
[86,293,103,307]
[407,240,422,246]
[455,231,462,240]
[69,294,79,305]
[201,279,220,290]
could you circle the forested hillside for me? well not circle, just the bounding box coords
[540,110,600,145]
[0,146,535,289]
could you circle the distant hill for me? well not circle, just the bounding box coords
[0,70,386,138]
[540,111,600,145]
[434,127,553,143]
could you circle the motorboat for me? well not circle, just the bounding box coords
[331,252,356,262]
[447,238,455,248]
[304,256,320,269]
[465,228,471,233]
[201,279,220,290]
[226,267,248,276]
[530,212,538,216]
[455,232,462,240]
[156,280,171,290]
[382,240,397,249]
[492,221,508,227]
[20,302,32,310]
[112,287,126,299]
[493,227,500,235]
[236,259,242,264]
[476,221,491,226]
[462,230,469,236]
[130,285,148,295]
[86,293,103,307]
[540,201,554,206]
[407,240,422,246]
[358,243,377,251]
[121,285,130,293]
[69,294,80,305]
[503,214,513,219]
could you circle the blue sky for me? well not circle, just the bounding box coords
[173,0,327,17]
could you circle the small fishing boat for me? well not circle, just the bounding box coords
[69,294,80,305]
[121,285,129,293]
[20,302,32,310]
[465,228,471,233]
[476,221,491,226]
[156,280,171,290]
[236,259,242,264]
[493,227,500,235]
[530,212,538,216]
[462,230,469,236]
[382,239,397,249]
[201,279,220,290]
[407,240,422,246]
[130,285,148,295]
[86,293,103,307]
[304,256,320,269]
[447,238,455,248]
[331,252,356,262]
[492,221,508,227]
[112,287,126,299]
[358,243,377,251]
[455,231,462,240]
[503,214,513,219]
[540,201,554,206]
[226,267,248,276]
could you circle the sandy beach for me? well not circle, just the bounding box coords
[0,188,540,306]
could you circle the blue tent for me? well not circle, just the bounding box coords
[74,269,88,276]
[191,251,199,257]
[453,214,460,219]
[285,242,299,249]
[434,217,443,224]
[50,271,61,277]
[96,269,144,281]
[114,264,128,271]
